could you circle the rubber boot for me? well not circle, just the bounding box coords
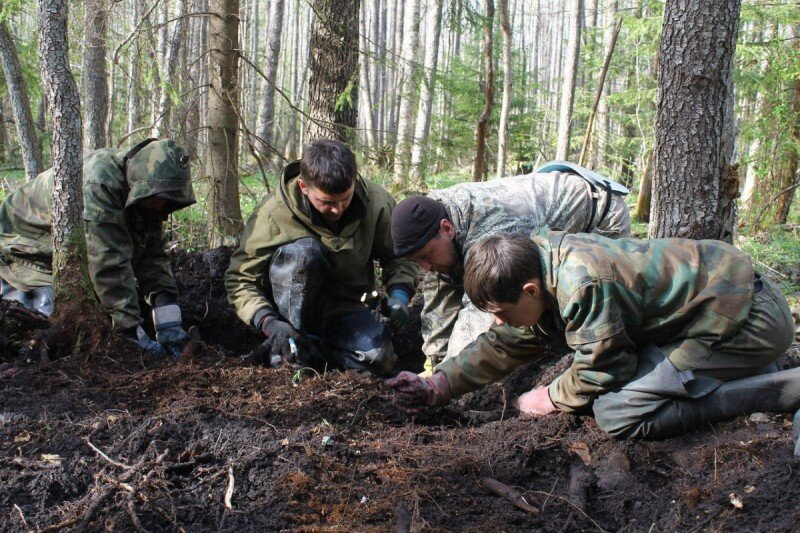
[268,238,328,333]
[32,286,54,316]
[625,366,800,440]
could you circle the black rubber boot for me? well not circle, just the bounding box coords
[627,367,800,440]
[268,238,329,333]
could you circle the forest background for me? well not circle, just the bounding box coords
[0,0,798,300]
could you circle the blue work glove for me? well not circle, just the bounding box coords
[134,326,169,356]
[387,288,411,330]
[152,304,189,354]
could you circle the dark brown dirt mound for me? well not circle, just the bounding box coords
[1,249,799,531]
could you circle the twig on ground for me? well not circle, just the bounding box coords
[13,504,29,530]
[86,439,133,469]
[480,477,540,515]
[224,466,235,510]
[127,497,149,533]
[99,473,134,492]
[532,491,609,532]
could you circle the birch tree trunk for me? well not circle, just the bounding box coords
[82,0,108,149]
[359,0,377,151]
[256,0,284,162]
[410,0,443,186]
[392,0,421,187]
[207,0,243,247]
[305,0,359,143]
[555,0,582,161]
[155,0,186,138]
[650,0,741,242]
[126,0,142,139]
[473,0,495,182]
[496,0,512,179]
[39,0,106,338]
[0,20,43,181]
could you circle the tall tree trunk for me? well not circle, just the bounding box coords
[207,0,243,247]
[0,100,6,163]
[283,4,302,161]
[650,0,741,242]
[392,0,421,187]
[555,0,582,160]
[0,20,43,180]
[359,0,377,151]
[155,0,186,138]
[127,0,142,139]
[773,38,800,225]
[495,0,512,179]
[473,0,495,182]
[256,0,284,162]
[82,0,108,149]
[410,0,443,186]
[38,0,105,338]
[305,0,360,142]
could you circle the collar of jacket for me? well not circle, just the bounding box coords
[278,160,370,242]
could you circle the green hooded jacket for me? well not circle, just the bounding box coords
[0,139,196,330]
[437,231,759,411]
[225,161,419,326]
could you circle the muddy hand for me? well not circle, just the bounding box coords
[386,371,432,415]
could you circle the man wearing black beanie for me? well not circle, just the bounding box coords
[390,162,632,373]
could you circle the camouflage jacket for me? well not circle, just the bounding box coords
[225,161,419,327]
[0,140,196,330]
[437,231,756,411]
[422,170,632,362]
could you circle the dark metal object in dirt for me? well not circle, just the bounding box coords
[480,477,540,515]
[361,290,391,321]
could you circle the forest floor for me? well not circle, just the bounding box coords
[1,247,799,532]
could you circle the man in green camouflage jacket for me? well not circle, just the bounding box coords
[0,138,196,355]
[226,139,418,375]
[391,162,631,372]
[387,232,798,440]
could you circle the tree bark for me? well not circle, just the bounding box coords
[207,0,243,247]
[154,0,186,138]
[305,0,360,143]
[774,41,800,225]
[473,0,494,182]
[392,0,421,187]
[495,0,512,179]
[38,0,105,336]
[650,0,741,242]
[0,19,43,180]
[410,0,443,186]
[256,0,284,162]
[82,0,108,149]
[555,0,582,161]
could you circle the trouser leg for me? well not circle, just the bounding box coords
[323,306,396,376]
[0,278,34,310]
[268,238,328,334]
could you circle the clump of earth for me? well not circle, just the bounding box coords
[0,248,798,531]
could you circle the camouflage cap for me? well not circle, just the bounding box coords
[125,139,196,212]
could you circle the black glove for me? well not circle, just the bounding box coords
[387,288,410,330]
[261,317,308,367]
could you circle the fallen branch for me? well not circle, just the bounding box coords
[86,439,133,470]
[224,466,235,510]
[13,504,29,530]
[480,477,540,515]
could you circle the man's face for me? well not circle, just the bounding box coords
[298,179,355,225]
[407,226,457,275]
[485,281,548,328]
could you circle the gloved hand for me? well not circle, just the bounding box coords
[385,371,452,415]
[261,317,308,367]
[120,326,169,356]
[387,288,411,330]
[152,304,189,353]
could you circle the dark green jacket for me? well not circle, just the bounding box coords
[438,231,757,411]
[225,161,419,326]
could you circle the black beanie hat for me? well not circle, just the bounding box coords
[391,195,449,256]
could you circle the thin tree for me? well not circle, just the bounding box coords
[650,0,741,242]
[256,0,284,163]
[473,0,495,182]
[393,0,421,187]
[82,0,108,149]
[305,0,360,143]
[38,0,107,345]
[0,18,43,181]
[555,0,582,161]
[495,0,512,179]
[207,0,243,246]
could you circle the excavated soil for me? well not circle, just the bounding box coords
[1,248,799,532]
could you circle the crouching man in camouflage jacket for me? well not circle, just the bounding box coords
[391,162,631,372]
[387,232,799,440]
[0,138,196,355]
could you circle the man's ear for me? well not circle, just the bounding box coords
[297,177,309,195]
[440,218,455,238]
[522,279,543,298]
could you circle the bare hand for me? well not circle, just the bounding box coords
[514,386,557,417]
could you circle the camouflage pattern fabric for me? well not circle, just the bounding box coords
[225,161,419,328]
[437,230,794,412]
[0,140,195,330]
[422,170,631,366]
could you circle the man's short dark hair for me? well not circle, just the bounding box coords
[464,233,544,311]
[299,139,357,194]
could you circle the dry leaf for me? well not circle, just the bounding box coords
[569,441,591,464]
[13,431,30,443]
[40,454,62,466]
[729,493,744,509]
